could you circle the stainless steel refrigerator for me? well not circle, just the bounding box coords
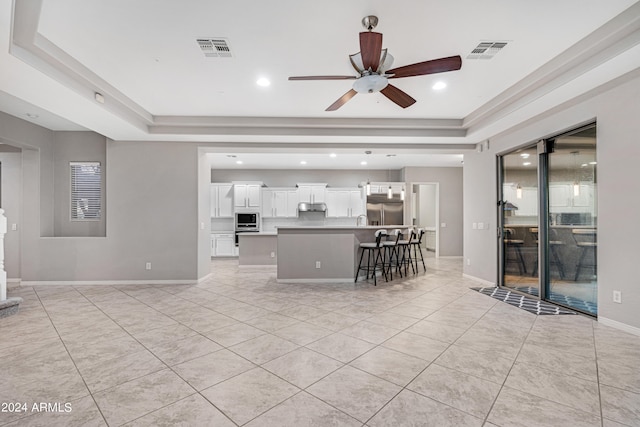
[366,194,404,226]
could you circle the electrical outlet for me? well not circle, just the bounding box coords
[270,252,275,258]
[472,223,477,230]
[315,261,321,269]
[200,222,205,230]
[145,262,152,270]
[441,222,447,228]
[467,258,471,266]
[613,290,622,304]
[11,223,17,231]
[478,222,485,230]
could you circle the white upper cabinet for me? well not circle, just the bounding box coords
[210,183,233,218]
[263,188,299,218]
[297,183,327,203]
[234,183,262,209]
[326,188,363,218]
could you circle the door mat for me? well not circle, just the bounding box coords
[512,286,597,316]
[471,287,577,315]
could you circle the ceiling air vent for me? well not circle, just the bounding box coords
[466,41,508,60]
[197,38,233,58]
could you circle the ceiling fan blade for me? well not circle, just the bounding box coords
[359,32,383,71]
[289,75,356,80]
[387,55,462,79]
[325,89,358,111]
[380,84,416,109]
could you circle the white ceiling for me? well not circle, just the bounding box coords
[1,0,639,169]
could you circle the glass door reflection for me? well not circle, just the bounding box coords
[500,146,539,295]
[547,127,597,314]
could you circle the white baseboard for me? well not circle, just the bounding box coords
[277,278,353,284]
[598,316,640,337]
[196,273,212,284]
[7,278,21,283]
[20,279,197,286]
[239,264,277,269]
[462,273,496,287]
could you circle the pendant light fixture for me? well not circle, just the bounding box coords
[366,180,371,196]
[387,168,392,199]
[572,151,580,197]
[400,187,405,201]
[516,184,522,199]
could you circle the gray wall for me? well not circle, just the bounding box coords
[0,152,22,279]
[463,72,640,331]
[53,131,107,237]
[211,169,401,187]
[403,167,463,257]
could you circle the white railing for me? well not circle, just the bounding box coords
[0,209,6,301]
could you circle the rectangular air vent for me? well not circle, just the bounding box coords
[197,38,232,58]
[467,41,508,60]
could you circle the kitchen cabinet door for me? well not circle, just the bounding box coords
[273,191,288,217]
[298,184,327,203]
[211,184,233,218]
[214,234,235,257]
[286,190,299,217]
[349,190,364,217]
[247,184,261,208]
[262,189,275,217]
[234,184,262,209]
[217,184,233,217]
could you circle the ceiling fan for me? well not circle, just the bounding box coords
[289,16,462,111]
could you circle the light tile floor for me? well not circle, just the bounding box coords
[2,256,640,426]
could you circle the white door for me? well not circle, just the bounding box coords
[262,189,275,217]
[349,190,364,217]
[210,185,219,217]
[234,185,247,208]
[215,235,235,256]
[286,190,299,217]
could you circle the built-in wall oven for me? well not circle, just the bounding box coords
[235,212,260,246]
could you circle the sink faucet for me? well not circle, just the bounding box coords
[356,214,368,226]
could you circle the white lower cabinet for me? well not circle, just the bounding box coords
[211,233,235,257]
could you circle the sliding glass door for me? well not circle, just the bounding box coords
[498,124,597,315]
[499,146,539,295]
[547,127,597,314]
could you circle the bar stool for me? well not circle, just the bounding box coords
[397,228,415,276]
[530,227,566,279]
[383,229,403,280]
[410,228,427,272]
[572,228,597,281]
[355,229,388,285]
[504,228,527,275]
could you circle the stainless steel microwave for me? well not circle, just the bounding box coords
[235,212,259,229]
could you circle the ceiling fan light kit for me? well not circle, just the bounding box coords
[288,16,462,111]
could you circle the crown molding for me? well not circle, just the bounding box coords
[8,0,640,141]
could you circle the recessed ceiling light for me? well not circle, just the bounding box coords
[300,160,307,165]
[226,154,236,158]
[589,161,597,165]
[581,163,588,167]
[360,161,367,166]
[236,160,243,164]
[520,153,530,159]
[329,153,337,158]
[25,113,39,118]
[523,162,531,166]
[256,77,271,87]
[432,81,447,91]
[386,154,396,157]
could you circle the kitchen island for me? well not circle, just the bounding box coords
[276,226,407,283]
[238,232,277,266]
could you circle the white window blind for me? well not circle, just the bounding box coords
[70,162,101,220]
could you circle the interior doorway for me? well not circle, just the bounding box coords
[412,183,439,257]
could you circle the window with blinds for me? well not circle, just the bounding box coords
[70,162,101,221]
